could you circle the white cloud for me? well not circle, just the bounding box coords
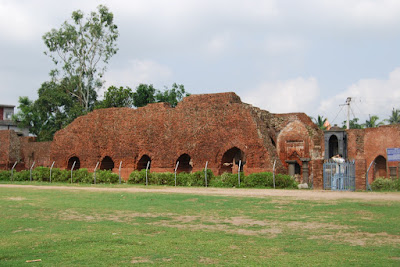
[243,77,320,114]
[264,35,306,55]
[318,67,400,124]
[204,32,232,57]
[0,1,39,41]
[104,59,173,89]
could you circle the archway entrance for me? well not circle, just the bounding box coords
[176,154,192,173]
[100,156,114,171]
[374,155,387,179]
[219,147,244,174]
[67,156,80,170]
[137,155,151,171]
[295,162,301,175]
[329,135,338,158]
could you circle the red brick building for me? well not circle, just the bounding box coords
[1,92,399,189]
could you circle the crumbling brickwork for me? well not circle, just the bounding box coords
[48,92,325,181]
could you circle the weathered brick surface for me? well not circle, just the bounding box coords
[19,137,52,169]
[49,92,324,180]
[0,130,21,169]
[347,125,400,184]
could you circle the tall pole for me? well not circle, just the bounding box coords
[346,97,351,130]
[174,161,179,186]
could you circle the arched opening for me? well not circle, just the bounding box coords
[219,147,245,174]
[295,162,301,175]
[68,156,80,170]
[176,154,193,173]
[374,155,387,179]
[137,155,151,171]
[100,156,114,171]
[329,135,339,158]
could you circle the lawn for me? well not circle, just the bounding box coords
[0,185,399,266]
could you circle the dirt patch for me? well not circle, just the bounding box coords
[199,257,219,264]
[12,228,36,233]
[2,184,400,201]
[131,257,153,264]
[5,197,26,201]
[184,198,198,202]
[309,231,400,246]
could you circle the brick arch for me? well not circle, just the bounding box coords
[100,156,114,171]
[67,156,80,170]
[374,155,387,179]
[137,154,151,171]
[219,146,245,175]
[176,153,192,173]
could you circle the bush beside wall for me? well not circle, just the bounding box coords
[371,178,400,191]
[3,168,298,189]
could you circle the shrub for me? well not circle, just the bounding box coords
[0,170,11,181]
[242,172,273,188]
[152,172,174,185]
[51,168,70,182]
[95,170,120,184]
[191,169,214,187]
[13,170,30,181]
[128,170,149,184]
[394,178,400,191]
[210,172,239,188]
[32,167,51,182]
[371,178,397,191]
[275,174,298,189]
[71,168,92,183]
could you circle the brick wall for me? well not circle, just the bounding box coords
[347,125,400,185]
[51,93,283,179]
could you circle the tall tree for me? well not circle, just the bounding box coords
[96,86,134,108]
[313,115,327,130]
[43,5,119,112]
[386,108,400,124]
[132,84,157,108]
[156,83,190,107]
[13,79,82,141]
[363,115,384,128]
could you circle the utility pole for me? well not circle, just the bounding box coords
[340,97,352,129]
[346,97,351,129]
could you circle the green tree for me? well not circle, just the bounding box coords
[363,115,384,128]
[386,108,400,124]
[13,79,83,141]
[313,115,327,130]
[43,5,119,112]
[342,118,363,129]
[132,84,157,107]
[96,86,134,108]
[156,83,190,107]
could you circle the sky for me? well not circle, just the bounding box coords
[1,0,400,126]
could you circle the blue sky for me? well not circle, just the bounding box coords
[1,0,400,126]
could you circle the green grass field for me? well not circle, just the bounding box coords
[1,185,400,266]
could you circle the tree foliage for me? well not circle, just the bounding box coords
[96,86,134,109]
[156,83,190,107]
[132,83,190,108]
[42,5,119,112]
[132,84,157,108]
[313,115,327,130]
[386,108,400,124]
[363,115,384,128]
[342,118,363,129]
[14,80,83,141]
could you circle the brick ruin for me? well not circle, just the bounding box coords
[1,92,399,189]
